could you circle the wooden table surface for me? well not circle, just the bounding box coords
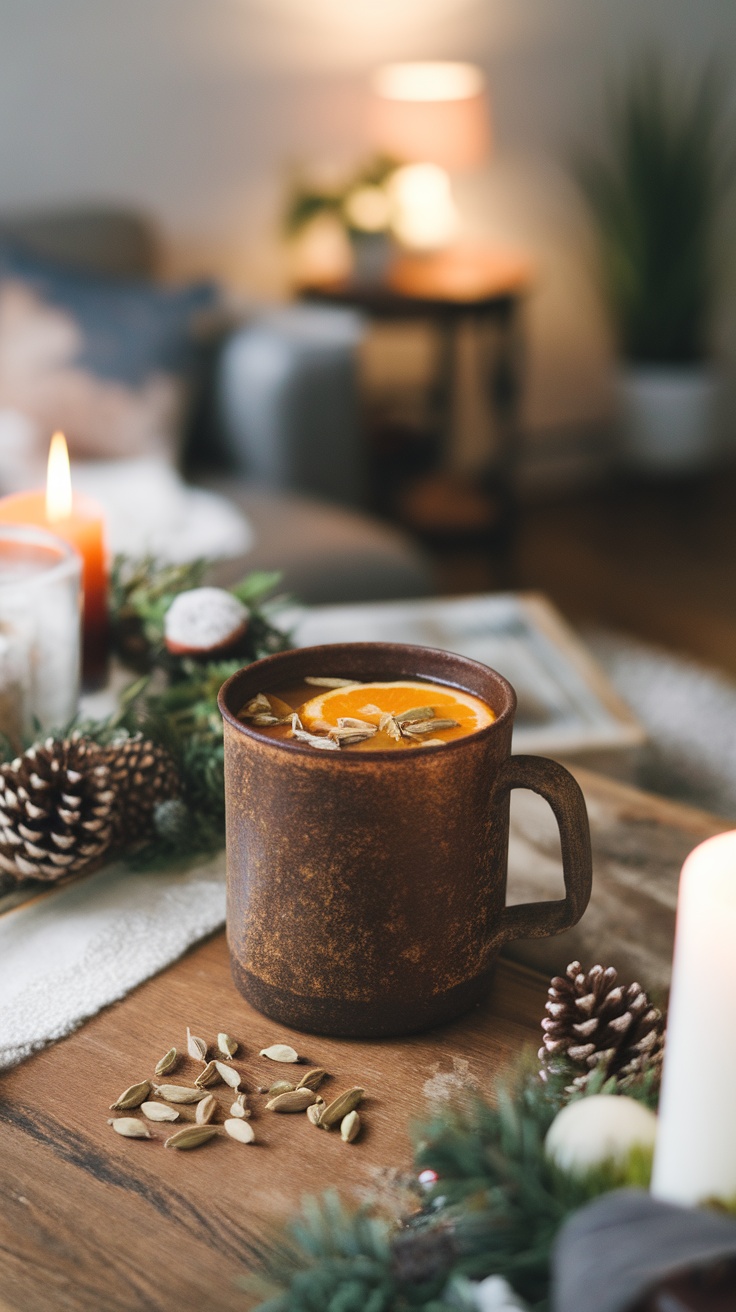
[0,942,545,1312]
[0,768,729,1312]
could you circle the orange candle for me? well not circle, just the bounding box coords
[0,434,109,686]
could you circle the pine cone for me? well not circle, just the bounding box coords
[101,735,180,844]
[391,1225,457,1289]
[539,960,665,1093]
[0,735,116,883]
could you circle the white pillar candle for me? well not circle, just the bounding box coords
[651,830,736,1205]
[0,525,81,751]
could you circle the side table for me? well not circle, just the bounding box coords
[299,244,534,579]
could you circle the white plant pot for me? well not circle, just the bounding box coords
[616,365,721,472]
[349,232,393,285]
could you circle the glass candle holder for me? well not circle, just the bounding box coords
[0,525,82,752]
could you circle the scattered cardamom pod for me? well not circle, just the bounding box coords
[109,1080,152,1111]
[154,1048,178,1077]
[394,706,436,723]
[268,1080,295,1096]
[195,1094,218,1125]
[140,1102,179,1123]
[108,1117,151,1139]
[303,676,357,688]
[306,1103,323,1126]
[402,718,459,736]
[266,1088,317,1113]
[224,1118,255,1144]
[214,1060,241,1089]
[295,1068,327,1092]
[186,1027,208,1062]
[378,713,402,741]
[260,1044,299,1063]
[318,1087,365,1129]
[240,693,270,717]
[194,1061,220,1088]
[154,1084,209,1104]
[217,1032,238,1058]
[164,1125,220,1150]
[230,1093,250,1119]
[340,1110,361,1143]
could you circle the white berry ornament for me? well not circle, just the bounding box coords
[164,587,249,658]
[444,1274,529,1310]
[545,1094,657,1175]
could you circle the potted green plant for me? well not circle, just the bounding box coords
[284,156,398,284]
[576,58,735,471]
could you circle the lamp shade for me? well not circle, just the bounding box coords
[370,61,490,172]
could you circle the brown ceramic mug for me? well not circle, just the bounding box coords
[218,642,592,1037]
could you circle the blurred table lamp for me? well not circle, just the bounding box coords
[370,61,490,250]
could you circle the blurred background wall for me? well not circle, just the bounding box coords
[0,0,734,453]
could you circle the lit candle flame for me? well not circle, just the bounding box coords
[46,432,73,523]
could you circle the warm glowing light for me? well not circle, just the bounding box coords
[343,185,392,232]
[372,62,485,103]
[388,164,458,250]
[46,432,73,523]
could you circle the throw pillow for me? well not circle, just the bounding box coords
[0,242,218,465]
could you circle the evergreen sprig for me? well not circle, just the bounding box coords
[244,1191,457,1312]
[103,558,291,863]
[248,1060,657,1312]
[411,1064,652,1309]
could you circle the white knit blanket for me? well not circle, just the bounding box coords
[0,850,226,1071]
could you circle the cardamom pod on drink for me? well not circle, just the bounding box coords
[108,1117,151,1139]
[266,1088,317,1113]
[140,1101,179,1123]
[317,1087,365,1129]
[164,1125,220,1150]
[186,1027,208,1062]
[224,1118,255,1144]
[109,1080,152,1110]
[260,1044,299,1063]
[154,1084,209,1104]
[303,676,357,688]
[195,1094,218,1125]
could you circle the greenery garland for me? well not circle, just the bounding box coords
[103,557,292,865]
[244,1057,658,1312]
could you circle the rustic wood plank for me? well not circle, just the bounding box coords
[0,768,729,1312]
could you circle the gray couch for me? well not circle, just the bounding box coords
[0,205,431,604]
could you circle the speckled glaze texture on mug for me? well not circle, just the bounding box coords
[218,643,592,1037]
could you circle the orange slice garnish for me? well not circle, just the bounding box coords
[299,679,494,748]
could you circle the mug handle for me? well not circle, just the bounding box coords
[491,755,593,947]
